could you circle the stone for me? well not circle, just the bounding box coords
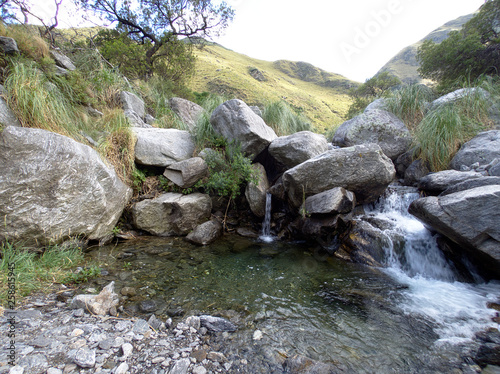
[191,349,208,363]
[73,348,96,368]
[133,127,195,167]
[139,299,157,313]
[403,159,430,187]
[430,87,488,109]
[253,330,263,341]
[0,126,132,245]
[0,36,19,55]
[207,352,226,362]
[282,144,396,207]
[210,99,277,158]
[148,314,164,331]
[364,98,387,111]
[163,157,208,188]
[131,193,212,236]
[169,358,190,374]
[245,163,270,217]
[450,131,500,171]
[185,219,223,246]
[199,315,237,332]
[268,131,329,169]
[284,354,339,374]
[169,97,205,131]
[114,362,129,374]
[132,319,151,335]
[119,91,145,119]
[0,96,22,127]
[332,109,412,160]
[121,342,133,358]
[124,109,150,128]
[304,187,355,215]
[185,316,201,330]
[417,170,483,194]
[409,185,500,265]
[46,369,63,374]
[441,176,500,196]
[50,50,76,71]
[8,366,24,374]
[70,281,119,316]
[192,366,208,374]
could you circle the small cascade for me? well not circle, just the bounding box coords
[260,192,274,242]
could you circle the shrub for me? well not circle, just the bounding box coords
[262,100,311,136]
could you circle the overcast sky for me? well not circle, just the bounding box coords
[31,0,486,82]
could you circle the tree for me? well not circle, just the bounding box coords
[417,0,500,90]
[78,0,234,75]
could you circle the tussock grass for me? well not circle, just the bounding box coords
[1,24,50,62]
[193,94,228,149]
[385,84,435,130]
[262,100,311,136]
[0,241,99,305]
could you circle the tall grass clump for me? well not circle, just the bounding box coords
[385,84,435,130]
[4,60,82,139]
[193,94,228,149]
[1,25,50,63]
[0,241,99,304]
[262,100,311,136]
[415,103,486,171]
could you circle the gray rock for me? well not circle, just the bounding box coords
[169,97,205,131]
[124,109,150,128]
[409,185,500,262]
[245,163,270,217]
[119,91,145,119]
[185,220,222,246]
[139,299,157,313]
[132,319,151,335]
[70,282,119,316]
[50,50,76,71]
[169,358,191,374]
[304,187,355,215]
[163,157,208,188]
[148,314,164,331]
[210,99,277,158]
[131,193,212,236]
[250,105,263,117]
[332,109,412,160]
[269,131,329,169]
[0,96,22,127]
[430,87,488,109]
[418,170,483,194]
[18,354,49,374]
[46,369,62,374]
[199,315,237,332]
[364,98,387,112]
[145,113,156,125]
[0,36,19,55]
[441,176,500,196]
[8,366,24,374]
[282,144,396,207]
[404,159,431,186]
[0,126,132,245]
[121,342,133,358]
[114,362,129,374]
[73,348,96,368]
[133,128,195,167]
[284,354,339,374]
[450,131,500,171]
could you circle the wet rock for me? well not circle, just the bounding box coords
[475,343,500,367]
[304,187,355,215]
[417,170,483,194]
[199,315,237,332]
[332,109,412,160]
[186,219,223,246]
[283,354,339,374]
[73,347,96,368]
[139,299,157,313]
[283,144,395,207]
[210,99,277,158]
[269,131,329,169]
[121,286,137,296]
[245,163,270,217]
[404,159,431,187]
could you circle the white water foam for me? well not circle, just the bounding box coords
[368,186,500,344]
[259,192,274,243]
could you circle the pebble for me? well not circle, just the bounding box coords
[114,362,129,374]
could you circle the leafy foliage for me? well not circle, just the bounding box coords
[417,0,500,91]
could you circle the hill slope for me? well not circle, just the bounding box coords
[188,43,358,133]
[377,13,475,83]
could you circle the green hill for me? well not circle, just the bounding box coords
[188,42,358,134]
[377,13,475,84]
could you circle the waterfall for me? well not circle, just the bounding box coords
[260,192,274,243]
[365,185,499,344]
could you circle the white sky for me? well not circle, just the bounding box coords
[28,0,486,82]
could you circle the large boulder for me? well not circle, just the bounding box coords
[418,170,483,194]
[50,50,76,71]
[304,187,355,215]
[332,109,412,160]
[409,185,500,263]
[429,87,488,110]
[0,95,21,127]
[450,131,500,170]
[169,97,205,131]
[131,193,211,236]
[0,126,132,245]
[163,157,208,188]
[185,219,223,246]
[119,91,145,119]
[268,131,329,169]
[245,163,270,218]
[282,144,395,207]
[210,99,277,158]
[133,128,195,167]
[0,36,19,55]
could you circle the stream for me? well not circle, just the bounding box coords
[86,187,500,373]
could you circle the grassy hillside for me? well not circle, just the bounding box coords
[189,43,357,134]
[377,14,475,84]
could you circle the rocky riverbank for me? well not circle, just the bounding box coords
[0,287,249,374]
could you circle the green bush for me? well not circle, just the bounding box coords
[262,100,311,136]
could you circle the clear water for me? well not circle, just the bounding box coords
[87,187,500,373]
